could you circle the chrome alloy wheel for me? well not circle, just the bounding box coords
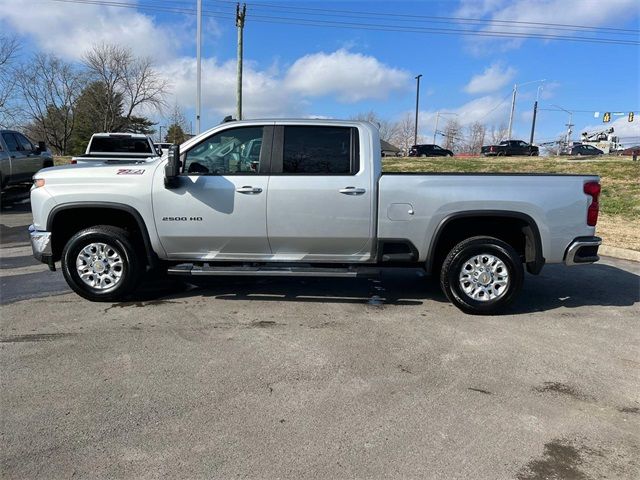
[458,253,509,302]
[75,242,124,290]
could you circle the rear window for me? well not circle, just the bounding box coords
[90,136,152,154]
[282,126,358,174]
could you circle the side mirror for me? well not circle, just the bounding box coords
[164,144,181,189]
[36,141,46,154]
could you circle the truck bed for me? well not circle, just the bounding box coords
[378,172,598,264]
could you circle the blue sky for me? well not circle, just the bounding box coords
[2,0,639,145]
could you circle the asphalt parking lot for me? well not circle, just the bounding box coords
[2,193,639,479]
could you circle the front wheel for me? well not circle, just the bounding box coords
[440,236,523,314]
[61,226,143,301]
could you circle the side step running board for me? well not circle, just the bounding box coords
[167,264,380,278]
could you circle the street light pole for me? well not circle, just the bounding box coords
[196,0,202,134]
[507,83,517,141]
[414,74,422,146]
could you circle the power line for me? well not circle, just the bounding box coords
[205,0,640,35]
[46,0,640,46]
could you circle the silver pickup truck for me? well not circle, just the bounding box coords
[29,119,601,314]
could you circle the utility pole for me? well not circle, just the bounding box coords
[196,0,202,134]
[529,85,543,145]
[414,74,422,146]
[433,112,457,144]
[529,101,538,145]
[507,83,517,141]
[552,104,574,151]
[236,3,246,121]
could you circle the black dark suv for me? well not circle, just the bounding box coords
[570,144,604,156]
[408,144,453,157]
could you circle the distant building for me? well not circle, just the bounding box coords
[381,139,402,157]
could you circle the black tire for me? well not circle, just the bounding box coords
[61,226,143,302]
[420,154,427,158]
[440,236,524,315]
[496,151,505,157]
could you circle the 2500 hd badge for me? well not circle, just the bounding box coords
[162,216,203,221]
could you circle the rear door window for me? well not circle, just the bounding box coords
[281,126,358,175]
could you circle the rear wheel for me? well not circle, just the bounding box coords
[440,236,523,315]
[61,226,143,301]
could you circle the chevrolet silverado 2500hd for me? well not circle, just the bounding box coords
[29,119,601,314]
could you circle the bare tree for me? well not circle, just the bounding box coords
[350,110,399,144]
[489,123,509,144]
[83,43,169,132]
[389,112,415,155]
[16,54,85,154]
[442,118,462,152]
[465,121,486,154]
[0,35,20,128]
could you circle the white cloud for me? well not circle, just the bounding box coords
[284,49,410,102]
[464,63,516,94]
[164,57,306,119]
[0,0,180,61]
[455,0,639,51]
[163,50,413,121]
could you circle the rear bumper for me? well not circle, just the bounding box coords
[29,225,55,271]
[564,236,601,266]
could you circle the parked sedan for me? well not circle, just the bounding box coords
[408,144,453,157]
[570,144,604,156]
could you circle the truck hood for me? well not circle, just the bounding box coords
[35,158,162,184]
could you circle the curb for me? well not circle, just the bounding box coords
[599,245,640,262]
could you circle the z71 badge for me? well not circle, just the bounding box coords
[117,169,145,175]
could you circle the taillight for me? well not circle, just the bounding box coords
[71,159,77,164]
[584,181,600,226]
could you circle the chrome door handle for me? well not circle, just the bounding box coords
[339,186,366,195]
[236,186,262,194]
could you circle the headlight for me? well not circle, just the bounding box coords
[33,178,45,188]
